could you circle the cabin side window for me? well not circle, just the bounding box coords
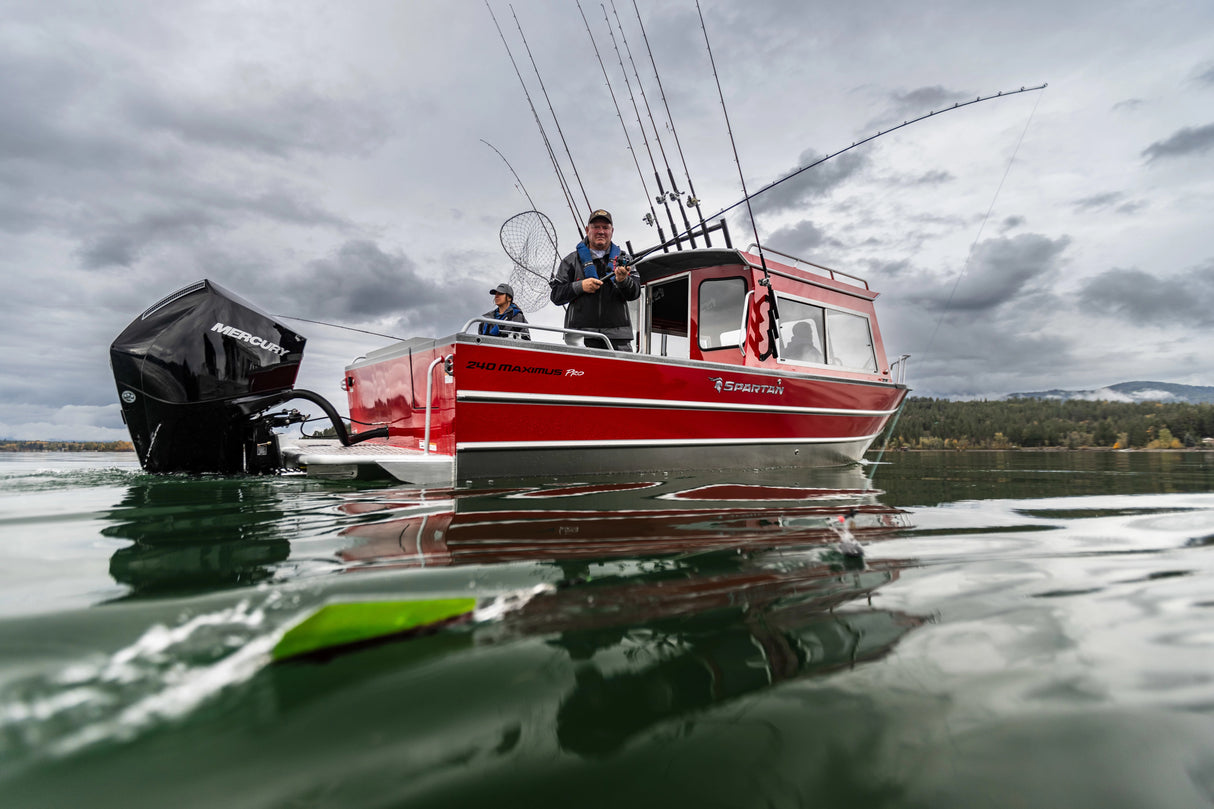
[777,295,877,371]
[697,277,748,350]
[825,309,877,371]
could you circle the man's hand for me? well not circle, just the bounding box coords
[613,264,630,283]
[581,277,604,293]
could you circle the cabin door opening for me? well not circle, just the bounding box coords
[643,276,690,359]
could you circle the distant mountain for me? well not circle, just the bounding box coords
[1006,381,1214,404]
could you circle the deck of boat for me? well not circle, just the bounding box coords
[281,440,453,485]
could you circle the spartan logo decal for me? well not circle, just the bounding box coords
[708,375,785,396]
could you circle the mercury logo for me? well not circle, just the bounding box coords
[210,323,291,356]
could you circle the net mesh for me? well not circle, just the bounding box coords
[499,211,559,313]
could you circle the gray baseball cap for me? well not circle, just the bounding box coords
[490,283,515,298]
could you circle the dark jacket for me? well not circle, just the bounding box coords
[549,245,641,341]
[479,302,530,340]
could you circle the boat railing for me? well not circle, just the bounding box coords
[423,353,452,455]
[460,318,617,350]
[889,353,911,385]
[747,244,870,290]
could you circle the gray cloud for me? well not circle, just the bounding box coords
[125,84,391,159]
[910,233,1071,313]
[747,150,868,218]
[292,240,486,332]
[1078,262,1214,326]
[1074,192,1124,211]
[867,86,972,132]
[1142,123,1214,161]
[765,219,829,256]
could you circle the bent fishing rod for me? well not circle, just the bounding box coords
[632,82,1048,262]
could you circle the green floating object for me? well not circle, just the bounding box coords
[273,597,477,661]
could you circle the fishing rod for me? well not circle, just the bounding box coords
[485,1,582,235]
[485,139,561,272]
[631,0,711,244]
[602,3,680,243]
[481,138,539,210]
[610,0,696,245]
[575,0,665,242]
[696,0,781,360]
[672,83,1051,252]
[510,4,593,217]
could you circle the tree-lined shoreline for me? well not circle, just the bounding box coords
[893,398,1214,450]
[1,440,134,452]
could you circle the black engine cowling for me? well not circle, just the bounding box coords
[110,280,307,474]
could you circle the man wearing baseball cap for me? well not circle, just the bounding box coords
[479,281,530,340]
[549,208,640,351]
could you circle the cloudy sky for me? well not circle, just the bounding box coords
[3,0,1212,440]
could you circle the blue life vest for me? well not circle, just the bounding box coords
[482,303,525,336]
[576,241,621,283]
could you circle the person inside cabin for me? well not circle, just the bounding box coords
[479,282,530,340]
[784,319,823,363]
[549,208,641,351]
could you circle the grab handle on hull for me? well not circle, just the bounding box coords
[423,354,452,455]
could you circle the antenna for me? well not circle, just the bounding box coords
[485,1,581,234]
[696,0,781,360]
[575,0,665,242]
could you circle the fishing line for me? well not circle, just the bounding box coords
[919,86,1047,361]
[273,315,407,343]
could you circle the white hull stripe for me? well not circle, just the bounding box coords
[457,433,881,451]
[457,389,898,417]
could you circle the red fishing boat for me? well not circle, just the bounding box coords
[108,236,908,484]
[280,240,908,484]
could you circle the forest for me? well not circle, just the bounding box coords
[893,397,1214,450]
[0,440,134,452]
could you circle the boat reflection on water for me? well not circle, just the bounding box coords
[102,477,294,596]
[262,468,926,772]
[335,465,910,569]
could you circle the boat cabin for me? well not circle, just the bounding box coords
[632,245,896,383]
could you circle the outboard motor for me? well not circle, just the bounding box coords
[111,280,311,474]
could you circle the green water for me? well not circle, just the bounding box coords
[2,451,1214,808]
